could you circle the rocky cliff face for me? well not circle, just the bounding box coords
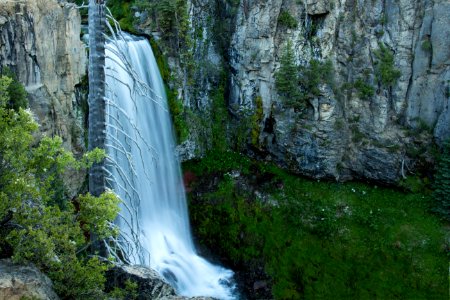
[227,0,449,182]
[148,0,449,183]
[0,0,87,194]
[0,0,86,155]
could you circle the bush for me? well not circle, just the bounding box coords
[0,67,28,111]
[278,11,298,29]
[421,40,432,52]
[374,43,401,87]
[107,0,136,33]
[0,75,120,298]
[354,78,374,100]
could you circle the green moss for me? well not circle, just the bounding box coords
[149,37,190,143]
[210,79,229,152]
[186,155,448,299]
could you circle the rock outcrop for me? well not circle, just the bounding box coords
[105,263,215,300]
[0,0,87,194]
[143,0,449,183]
[0,259,59,300]
[226,0,449,182]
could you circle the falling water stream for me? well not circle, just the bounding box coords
[104,34,235,299]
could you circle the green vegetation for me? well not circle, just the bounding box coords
[298,59,334,99]
[0,75,121,298]
[0,67,28,111]
[421,39,432,52]
[275,41,334,110]
[275,41,302,109]
[354,78,375,100]
[107,0,136,33]
[211,0,241,58]
[149,37,190,143]
[210,80,229,152]
[374,43,401,87]
[433,141,450,220]
[251,96,264,146]
[135,0,191,55]
[278,11,298,29]
[185,152,448,299]
[108,279,139,299]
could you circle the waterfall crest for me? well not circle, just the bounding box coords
[104,34,235,299]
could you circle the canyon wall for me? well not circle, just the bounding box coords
[143,0,449,183]
[0,0,87,194]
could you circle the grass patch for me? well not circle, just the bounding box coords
[185,153,448,299]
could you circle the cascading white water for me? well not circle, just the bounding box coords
[104,34,236,299]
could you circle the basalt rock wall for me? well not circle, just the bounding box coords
[149,0,449,183]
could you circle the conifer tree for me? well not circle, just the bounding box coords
[275,40,302,109]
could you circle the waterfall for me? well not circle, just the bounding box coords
[104,34,235,299]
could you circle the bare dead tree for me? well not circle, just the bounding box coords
[88,0,107,197]
[86,0,164,264]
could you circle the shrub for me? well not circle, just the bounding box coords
[278,11,298,29]
[421,40,432,52]
[251,96,264,146]
[374,43,401,87]
[0,67,28,111]
[354,78,375,100]
[0,75,120,298]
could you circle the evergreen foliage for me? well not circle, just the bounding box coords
[278,11,298,29]
[135,0,191,54]
[275,41,334,110]
[433,141,450,220]
[354,78,375,100]
[275,41,302,109]
[107,0,136,33]
[0,67,28,111]
[298,59,334,99]
[374,43,401,87]
[0,75,121,298]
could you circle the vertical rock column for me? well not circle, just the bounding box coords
[88,0,106,197]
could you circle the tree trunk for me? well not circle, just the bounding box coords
[88,0,106,197]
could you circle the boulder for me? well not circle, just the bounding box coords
[105,264,177,299]
[0,259,59,300]
[105,263,216,299]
